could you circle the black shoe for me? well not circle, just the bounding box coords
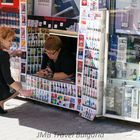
[0,106,8,114]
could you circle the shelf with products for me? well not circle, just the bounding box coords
[106,34,140,120]
[107,78,140,88]
[105,67,140,120]
[27,15,79,33]
[25,27,47,75]
[103,0,140,123]
[105,84,140,119]
[0,10,20,29]
[23,25,78,75]
[107,62,140,83]
[82,87,97,99]
[51,82,76,97]
[26,75,76,98]
[82,94,97,110]
[108,34,140,64]
[106,78,140,119]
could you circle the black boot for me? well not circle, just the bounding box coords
[0,106,8,114]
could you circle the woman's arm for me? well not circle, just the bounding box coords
[10,81,33,96]
[0,52,33,96]
[10,81,22,92]
[9,50,22,57]
[53,72,73,80]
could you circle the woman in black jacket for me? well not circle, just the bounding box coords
[0,26,33,114]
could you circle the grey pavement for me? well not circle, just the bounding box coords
[0,98,140,140]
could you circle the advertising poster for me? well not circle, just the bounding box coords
[34,0,53,16]
[0,0,19,10]
[52,0,80,19]
[115,0,140,35]
[1,0,13,3]
[34,0,80,19]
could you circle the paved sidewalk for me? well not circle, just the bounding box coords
[0,98,140,140]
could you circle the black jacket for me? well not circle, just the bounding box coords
[0,50,15,100]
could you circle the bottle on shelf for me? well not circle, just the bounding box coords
[132,69,137,81]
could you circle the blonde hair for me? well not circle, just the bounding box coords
[44,36,62,50]
[0,26,15,49]
[0,26,15,39]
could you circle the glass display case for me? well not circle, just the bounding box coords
[104,0,140,122]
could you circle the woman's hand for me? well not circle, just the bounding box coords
[19,89,33,97]
[35,69,49,77]
[45,67,53,73]
[10,50,22,57]
[36,67,53,78]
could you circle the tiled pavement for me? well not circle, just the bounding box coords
[0,98,140,140]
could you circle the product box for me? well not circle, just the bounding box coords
[34,0,53,17]
[123,85,133,117]
[127,37,140,63]
[126,63,139,81]
[81,0,106,10]
[114,87,124,115]
[117,37,127,63]
[108,60,139,81]
[105,86,115,114]
[115,0,140,35]
[99,0,106,9]
[80,105,96,121]
[131,88,139,119]
[138,89,140,119]
[107,61,117,78]
[108,35,118,61]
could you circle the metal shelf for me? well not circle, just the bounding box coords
[104,113,140,123]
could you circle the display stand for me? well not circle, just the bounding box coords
[76,0,107,120]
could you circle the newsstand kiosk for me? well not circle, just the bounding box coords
[3,0,140,123]
[0,0,108,121]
